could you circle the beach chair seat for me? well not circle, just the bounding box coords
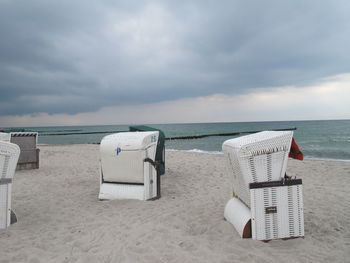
[99,131,161,201]
[0,141,20,229]
[222,131,304,241]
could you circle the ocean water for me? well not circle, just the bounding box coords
[6,120,350,161]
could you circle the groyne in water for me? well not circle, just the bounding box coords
[37,127,297,140]
[165,127,296,140]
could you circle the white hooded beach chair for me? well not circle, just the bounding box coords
[99,131,160,201]
[0,141,20,229]
[222,131,304,241]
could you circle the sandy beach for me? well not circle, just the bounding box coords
[0,144,349,263]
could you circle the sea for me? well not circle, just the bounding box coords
[4,119,350,162]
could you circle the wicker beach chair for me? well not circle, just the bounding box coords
[222,131,304,241]
[0,141,20,229]
[10,132,40,170]
[99,131,161,201]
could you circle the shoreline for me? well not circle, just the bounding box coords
[37,143,350,163]
[167,148,350,162]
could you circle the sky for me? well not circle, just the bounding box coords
[1,0,350,127]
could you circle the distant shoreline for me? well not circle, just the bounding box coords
[37,143,350,162]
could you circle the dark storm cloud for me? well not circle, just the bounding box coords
[1,0,349,116]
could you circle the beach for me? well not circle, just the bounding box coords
[1,144,349,263]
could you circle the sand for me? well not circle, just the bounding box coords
[0,144,349,263]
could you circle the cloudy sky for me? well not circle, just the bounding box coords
[1,0,349,127]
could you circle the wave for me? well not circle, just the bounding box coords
[304,157,350,163]
[166,148,224,155]
[166,149,350,162]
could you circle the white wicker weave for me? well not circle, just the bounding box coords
[250,183,304,240]
[222,131,293,206]
[0,141,20,228]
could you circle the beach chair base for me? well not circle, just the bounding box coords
[99,183,145,201]
[250,179,304,241]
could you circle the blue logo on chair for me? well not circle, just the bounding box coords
[151,135,157,143]
[115,147,121,156]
